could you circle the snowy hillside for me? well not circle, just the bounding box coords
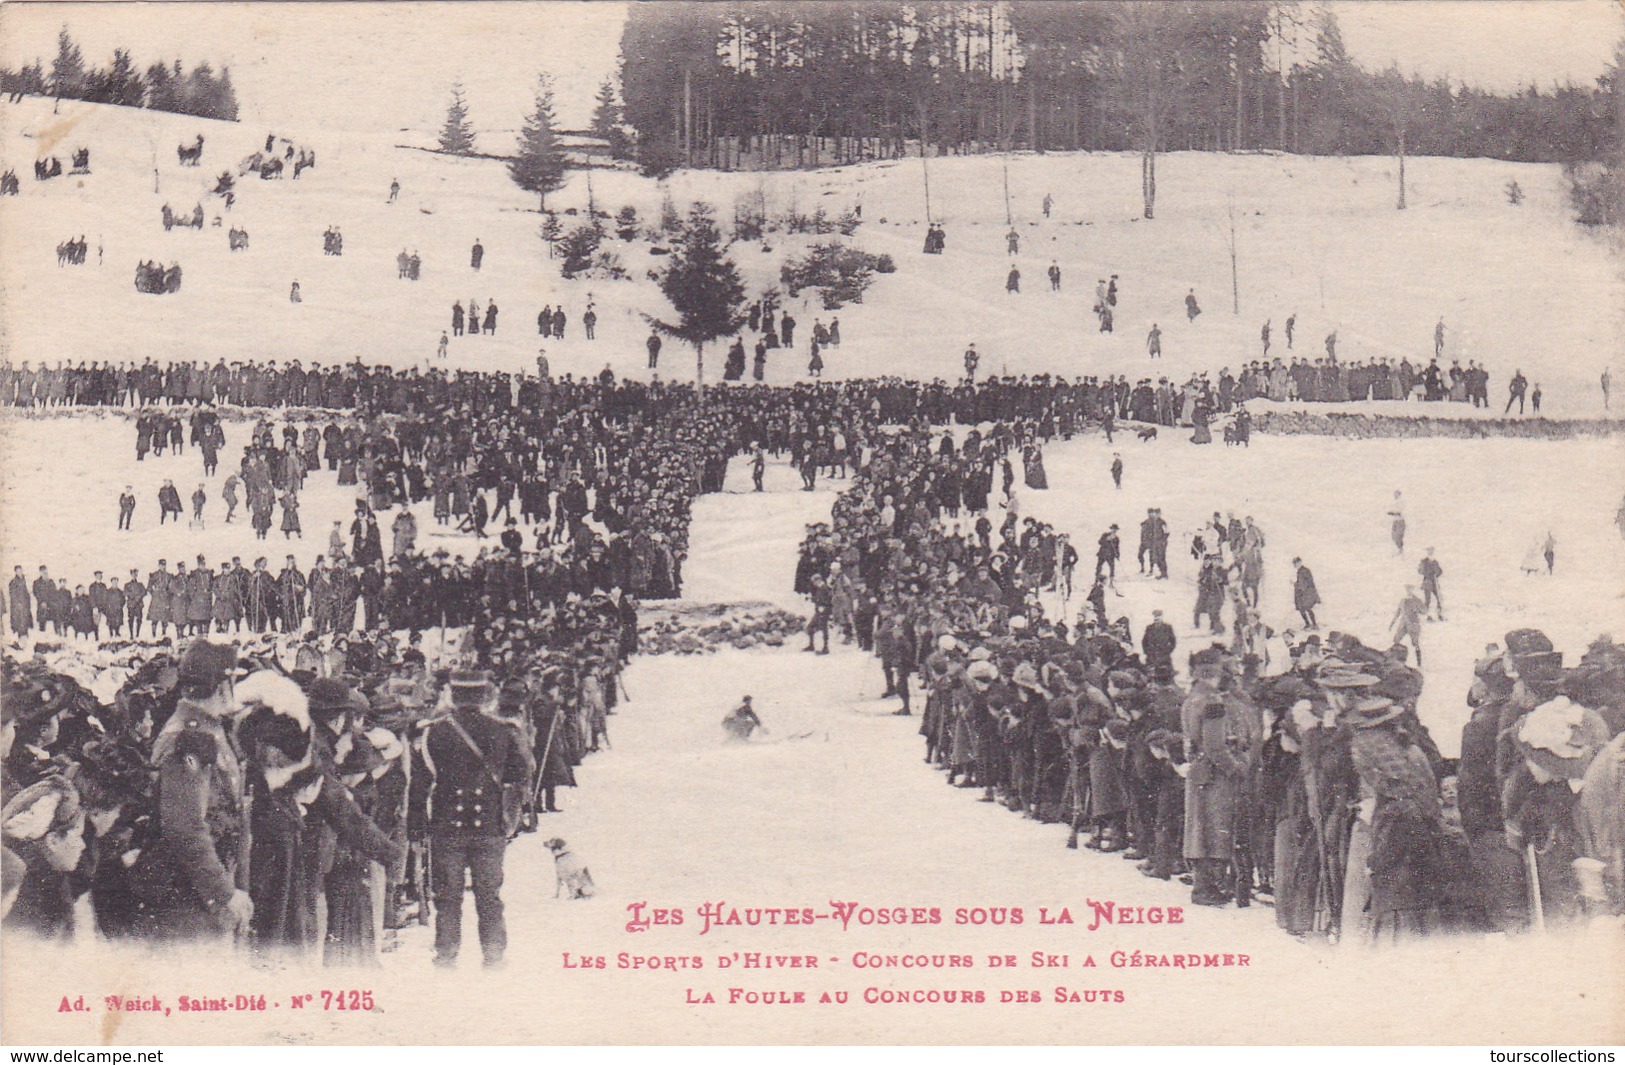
[2,96,1621,414]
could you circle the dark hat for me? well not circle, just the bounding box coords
[449,670,493,708]
[306,677,365,723]
[177,640,240,690]
[237,704,311,762]
[1189,647,1226,668]
[1504,629,1554,658]
[74,738,150,807]
[1144,727,1175,751]
[1106,669,1141,692]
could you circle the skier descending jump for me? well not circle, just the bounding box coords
[722,696,764,742]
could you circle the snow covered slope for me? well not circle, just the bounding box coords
[3,96,1621,413]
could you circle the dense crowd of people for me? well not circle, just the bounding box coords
[1,605,628,967]
[1,361,1618,973]
[0,352,1529,422]
[794,422,1625,936]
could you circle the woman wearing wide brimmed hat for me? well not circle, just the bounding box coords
[1349,695,1448,944]
[1502,696,1611,927]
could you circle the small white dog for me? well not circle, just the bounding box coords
[545,838,595,899]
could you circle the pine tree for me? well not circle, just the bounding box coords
[439,83,476,155]
[590,76,632,159]
[509,74,568,211]
[213,66,239,121]
[559,224,602,278]
[144,61,174,112]
[186,62,222,119]
[103,49,144,108]
[49,27,85,102]
[540,213,564,258]
[653,202,746,384]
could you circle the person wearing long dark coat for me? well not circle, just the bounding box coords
[1181,650,1261,907]
[278,560,307,633]
[280,492,302,538]
[532,686,578,813]
[1022,444,1047,490]
[1293,559,1320,629]
[8,568,31,636]
[186,566,214,636]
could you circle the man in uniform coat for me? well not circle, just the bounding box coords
[32,567,54,633]
[187,557,215,637]
[123,570,146,638]
[147,561,172,638]
[1141,610,1177,675]
[1181,647,1261,907]
[131,641,253,942]
[415,672,529,969]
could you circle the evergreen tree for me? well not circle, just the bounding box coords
[590,76,632,159]
[213,66,239,120]
[439,83,476,154]
[509,73,568,211]
[186,62,222,119]
[559,224,602,278]
[653,202,746,384]
[20,61,47,96]
[540,213,564,258]
[103,49,144,107]
[144,60,175,112]
[49,27,86,101]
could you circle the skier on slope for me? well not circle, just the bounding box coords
[722,696,764,742]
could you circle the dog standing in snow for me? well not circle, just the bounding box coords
[545,838,595,899]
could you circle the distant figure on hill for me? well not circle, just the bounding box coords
[1434,317,1446,357]
[452,301,464,336]
[470,239,484,271]
[1505,369,1527,414]
[1285,313,1295,348]
[1324,331,1337,359]
[1147,324,1162,359]
[1261,320,1271,357]
[438,332,449,360]
[1185,288,1201,322]
[1006,266,1020,294]
[1006,229,1020,255]
[389,178,399,204]
[289,280,301,304]
[1042,193,1053,218]
[1048,261,1061,292]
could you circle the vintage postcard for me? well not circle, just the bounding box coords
[0,0,1622,1048]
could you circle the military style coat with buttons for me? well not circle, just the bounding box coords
[131,699,249,939]
[420,709,529,837]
